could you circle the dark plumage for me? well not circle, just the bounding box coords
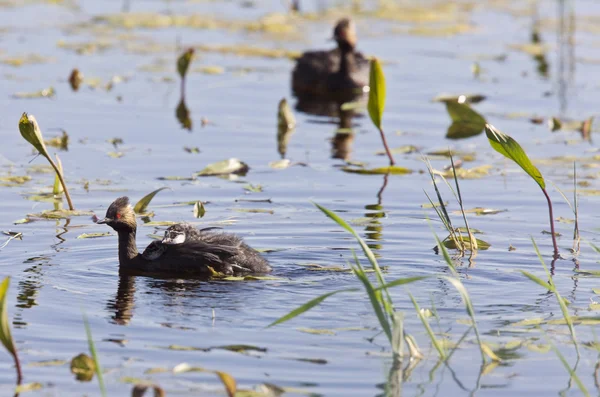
[292,18,370,98]
[96,197,271,276]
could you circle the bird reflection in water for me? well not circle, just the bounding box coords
[107,274,244,325]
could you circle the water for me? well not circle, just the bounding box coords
[1,0,600,395]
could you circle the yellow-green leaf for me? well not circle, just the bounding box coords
[18,113,50,159]
[134,187,169,214]
[445,101,486,139]
[341,166,412,175]
[484,124,545,189]
[193,201,205,218]
[367,58,385,130]
[177,48,195,79]
[0,278,16,357]
[53,154,64,195]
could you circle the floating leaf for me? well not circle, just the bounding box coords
[214,345,267,354]
[243,184,263,193]
[297,328,335,335]
[341,166,412,175]
[375,145,418,156]
[13,87,55,99]
[15,383,43,393]
[457,207,506,216]
[28,359,67,367]
[443,236,490,250]
[45,130,69,150]
[134,187,169,214]
[193,201,205,218]
[269,159,290,169]
[485,124,545,189]
[432,93,486,104]
[197,158,249,176]
[367,58,385,130]
[77,233,112,239]
[445,101,486,139]
[70,353,96,382]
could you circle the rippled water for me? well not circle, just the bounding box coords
[1,0,600,396]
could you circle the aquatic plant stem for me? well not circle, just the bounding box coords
[378,127,395,166]
[541,187,559,258]
[47,156,74,210]
[14,351,22,386]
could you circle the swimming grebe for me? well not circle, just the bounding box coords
[292,18,369,98]
[95,197,271,275]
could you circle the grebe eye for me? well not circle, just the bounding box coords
[116,213,122,219]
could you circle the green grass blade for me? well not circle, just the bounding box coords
[520,270,552,290]
[484,123,545,190]
[440,276,487,363]
[530,238,579,354]
[83,314,106,397]
[377,276,429,290]
[408,292,446,359]
[267,288,358,328]
[313,202,388,287]
[352,261,392,343]
[433,232,458,277]
[548,339,589,397]
[367,58,385,130]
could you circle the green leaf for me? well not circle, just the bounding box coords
[70,353,96,382]
[352,261,392,343]
[18,112,50,160]
[367,58,385,130]
[484,124,545,189]
[520,270,552,290]
[133,187,169,214]
[445,101,486,139]
[176,97,192,131]
[409,292,446,359]
[267,288,357,327]
[177,48,195,79]
[193,201,205,218]
[443,236,491,250]
[0,278,16,357]
[53,154,64,195]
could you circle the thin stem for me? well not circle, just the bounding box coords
[46,156,74,210]
[542,187,559,258]
[378,127,395,166]
[14,351,22,386]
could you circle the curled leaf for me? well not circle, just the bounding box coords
[134,187,169,214]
